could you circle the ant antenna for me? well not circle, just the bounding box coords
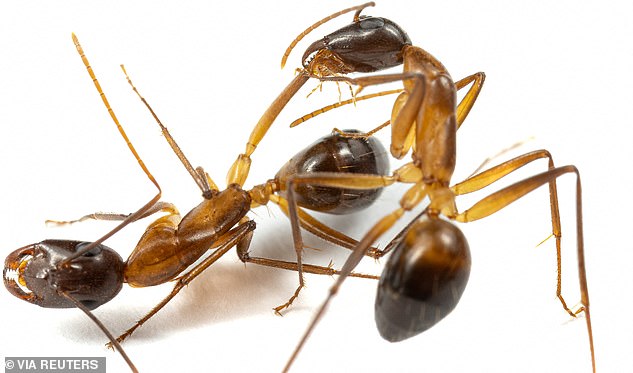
[280,2,375,69]
[60,34,162,264]
[61,292,138,372]
[120,65,218,196]
[289,89,402,127]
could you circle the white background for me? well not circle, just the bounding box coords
[1,1,631,372]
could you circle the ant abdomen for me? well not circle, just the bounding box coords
[276,130,389,214]
[3,240,125,309]
[375,217,471,342]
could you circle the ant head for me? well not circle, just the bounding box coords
[375,216,471,342]
[302,17,411,75]
[3,240,125,310]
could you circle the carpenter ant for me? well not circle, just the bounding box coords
[275,3,595,373]
[3,33,399,372]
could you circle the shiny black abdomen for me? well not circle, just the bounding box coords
[375,218,471,342]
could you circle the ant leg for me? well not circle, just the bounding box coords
[290,72,483,139]
[314,70,431,159]
[272,202,428,269]
[386,71,485,156]
[273,176,307,314]
[233,216,379,292]
[268,195,383,258]
[110,221,256,346]
[240,255,379,281]
[283,178,427,372]
[454,72,486,128]
[377,207,430,257]
[318,71,425,159]
[452,161,594,372]
[272,170,404,314]
[45,202,178,226]
[317,71,483,158]
[227,73,310,186]
[452,150,555,195]
[316,70,485,156]
[452,150,583,317]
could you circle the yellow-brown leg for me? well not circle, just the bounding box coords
[109,221,257,346]
[452,150,582,317]
[241,256,379,281]
[452,150,555,195]
[226,73,311,186]
[272,168,412,314]
[290,71,485,130]
[269,194,384,258]
[306,71,485,157]
[453,163,594,372]
[283,176,428,373]
[231,1,381,187]
[45,202,178,226]
[454,72,486,127]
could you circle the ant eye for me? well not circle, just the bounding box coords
[76,242,102,257]
[360,17,384,30]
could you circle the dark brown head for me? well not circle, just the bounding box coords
[302,17,411,76]
[3,240,125,309]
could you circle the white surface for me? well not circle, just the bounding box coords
[1,1,631,372]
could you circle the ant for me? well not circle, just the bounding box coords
[227,1,483,182]
[3,32,401,371]
[270,3,596,373]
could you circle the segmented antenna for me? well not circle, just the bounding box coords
[61,292,138,372]
[61,35,162,264]
[280,2,375,69]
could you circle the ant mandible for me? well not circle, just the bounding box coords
[273,2,595,373]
